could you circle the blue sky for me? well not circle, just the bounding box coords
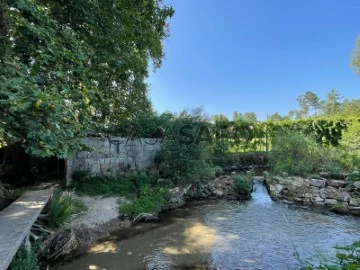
[147,0,360,120]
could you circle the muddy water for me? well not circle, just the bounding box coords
[59,180,360,270]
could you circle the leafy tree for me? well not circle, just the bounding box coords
[287,110,303,120]
[0,0,174,157]
[231,111,257,123]
[269,130,326,176]
[243,112,258,123]
[232,112,243,122]
[213,114,229,124]
[339,99,360,117]
[160,108,213,183]
[268,112,283,122]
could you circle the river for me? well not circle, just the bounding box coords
[58,179,360,269]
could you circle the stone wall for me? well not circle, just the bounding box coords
[66,137,161,182]
[265,175,360,216]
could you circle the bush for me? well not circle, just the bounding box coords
[269,131,327,176]
[10,245,39,270]
[48,189,87,229]
[213,166,223,177]
[348,171,360,186]
[234,174,252,195]
[210,152,238,167]
[119,186,169,217]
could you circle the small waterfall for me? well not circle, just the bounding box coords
[250,178,273,205]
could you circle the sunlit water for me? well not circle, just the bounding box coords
[58,178,360,270]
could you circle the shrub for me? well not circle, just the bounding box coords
[71,170,91,183]
[119,186,169,217]
[10,245,39,270]
[210,152,238,167]
[234,174,252,195]
[269,131,326,176]
[48,189,87,229]
[348,171,360,185]
[71,172,156,197]
[160,109,213,184]
[213,166,223,177]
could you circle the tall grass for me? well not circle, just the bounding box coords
[48,189,87,229]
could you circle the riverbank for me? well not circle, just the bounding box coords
[52,187,360,270]
[44,173,360,268]
[42,174,252,266]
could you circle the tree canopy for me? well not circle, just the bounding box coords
[0,0,174,157]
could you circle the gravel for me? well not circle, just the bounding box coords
[70,195,127,229]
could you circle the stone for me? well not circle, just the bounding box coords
[207,175,237,198]
[311,196,324,204]
[275,184,284,194]
[353,181,360,189]
[320,187,351,202]
[311,179,326,188]
[324,199,338,205]
[294,197,303,202]
[349,197,360,207]
[213,189,224,197]
[169,185,192,203]
[100,164,109,173]
[326,179,347,188]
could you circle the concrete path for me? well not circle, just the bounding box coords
[0,189,53,270]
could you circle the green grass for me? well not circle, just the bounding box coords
[71,171,170,218]
[119,186,169,218]
[48,189,87,229]
[71,171,158,197]
[10,245,39,270]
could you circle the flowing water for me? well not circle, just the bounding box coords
[59,179,360,270]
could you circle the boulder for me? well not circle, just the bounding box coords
[308,187,321,197]
[212,189,224,197]
[311,196,324,204]
[324,199,338,205]
[353,181,360,189]
[169,185,191,204]
[326,179,347,188]
[349,197,360,207]
[275,184,284,194]
[311,179,326,188]
[320,187,351,202]
[208,175,236,198]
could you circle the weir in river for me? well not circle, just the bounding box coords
[58,179,360,270]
